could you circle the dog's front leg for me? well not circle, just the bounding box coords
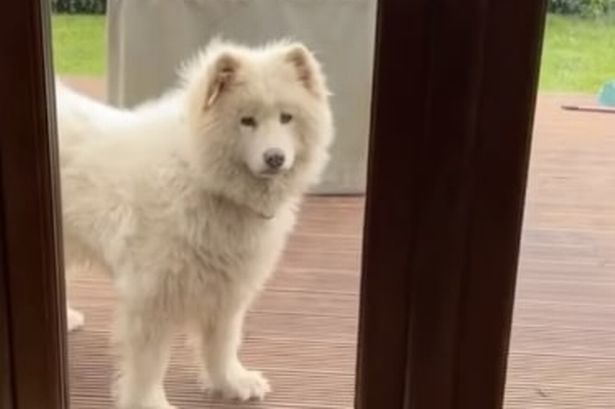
[114,306,175,409]
[199,301,270,401]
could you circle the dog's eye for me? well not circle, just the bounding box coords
[240,117,257,127]
[280,113,293,124]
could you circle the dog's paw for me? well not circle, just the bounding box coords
[212,369,271,401]
[67,307,85,332]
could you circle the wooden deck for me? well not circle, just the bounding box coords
[62,78,615,408]
[68,197,362,409]
[505,94,615,409]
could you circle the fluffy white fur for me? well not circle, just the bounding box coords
[57,39,333,409]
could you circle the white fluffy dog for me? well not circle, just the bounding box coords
[57,39,333,409]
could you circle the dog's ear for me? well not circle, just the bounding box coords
[205,53,240,109]
[284,44,330,99]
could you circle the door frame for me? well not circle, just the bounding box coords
[0,1,69,409]
[356,0,547,407]
[0,0,547,408]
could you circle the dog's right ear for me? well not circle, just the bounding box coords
[204,53,240,109]
[284,43,331,100]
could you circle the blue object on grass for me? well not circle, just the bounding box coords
[597,80,615,107]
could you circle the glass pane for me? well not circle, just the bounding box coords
[51,1,376,408]
[505,9,615,408]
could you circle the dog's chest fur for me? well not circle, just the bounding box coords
[62,150,297,313]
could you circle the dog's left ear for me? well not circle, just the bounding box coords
[205,52,240,109]
[284,44,331,99]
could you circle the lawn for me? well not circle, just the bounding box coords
[50,13,615,93]
[51,14,105,76]
[540,14,615,92]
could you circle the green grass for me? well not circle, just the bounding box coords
[539,14,615,93]
[50,13,615,93]
[51,14,105,75]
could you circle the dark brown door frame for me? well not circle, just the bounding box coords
[0,0,547,409]
[1,238,13,409]
[0,1,69,409]
[357,0,547,408]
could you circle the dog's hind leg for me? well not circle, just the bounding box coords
[64,265,85,332]
[67,302,85,332]
[63,240,88,332]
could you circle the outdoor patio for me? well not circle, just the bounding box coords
[62,78,615,408]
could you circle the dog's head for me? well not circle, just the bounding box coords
[182,39,333,208]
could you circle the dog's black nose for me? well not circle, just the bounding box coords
[263,149,285,169]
